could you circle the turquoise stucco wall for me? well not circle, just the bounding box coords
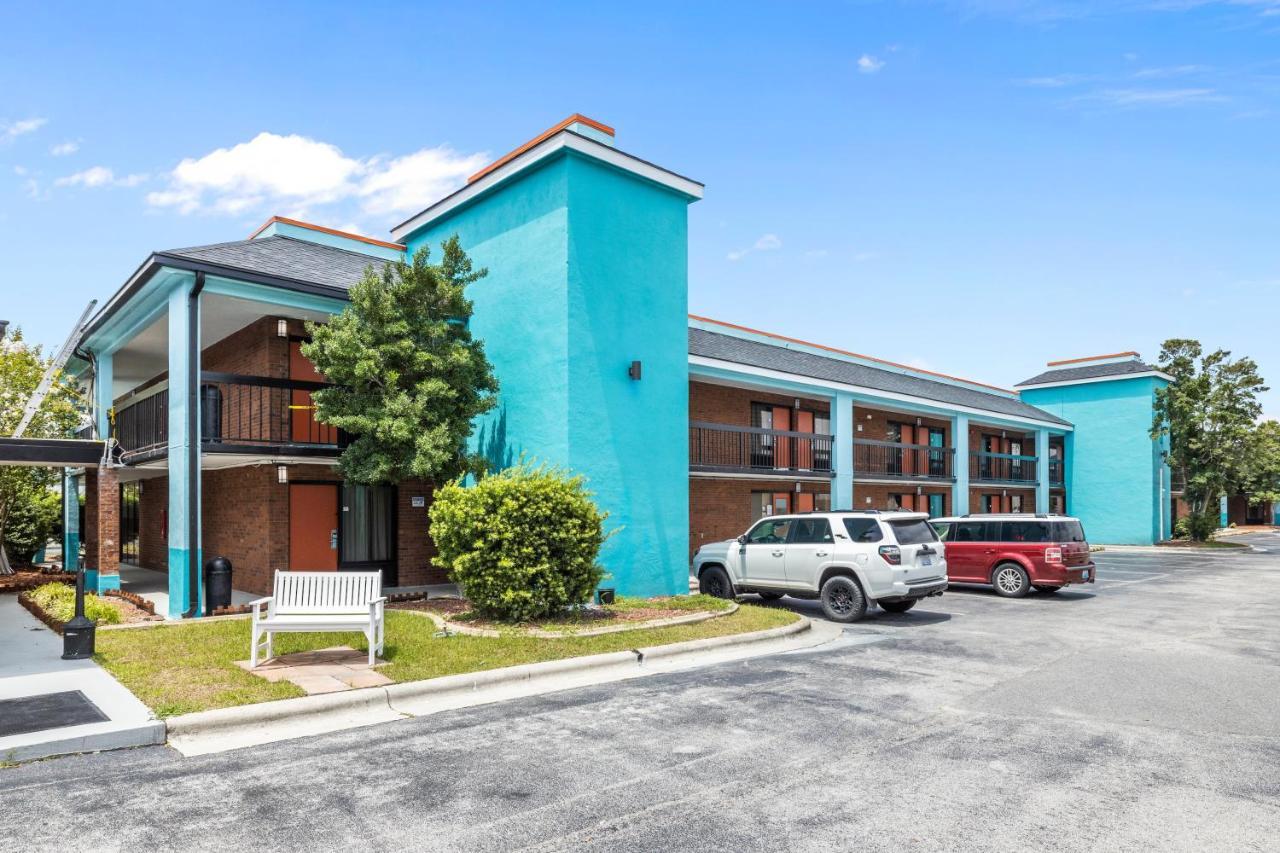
[403,150,695,596]
[1020,375,1168,544]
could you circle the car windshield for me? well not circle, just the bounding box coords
[1055,520,1086,543]
[889,519,938,545]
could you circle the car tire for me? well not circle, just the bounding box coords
[1033,584,1061,594]
[879,599,917,613]
[699,566,735,600]
[992,563,1031,598]
[756,592,784,602]
[819,575,867,623]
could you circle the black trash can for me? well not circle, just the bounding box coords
[204,556,233,615]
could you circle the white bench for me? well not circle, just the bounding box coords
[249,571,386,668]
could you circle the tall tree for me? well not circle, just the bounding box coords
[302,236,499,485]
[1240,419,1280,511]
[1151,338,1267,538]
[0,329,82,571]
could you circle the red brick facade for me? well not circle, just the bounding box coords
[690,477,831,556]
[690,381,830,426]
[82,466,119,579]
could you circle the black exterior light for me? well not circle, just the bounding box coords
[628,360,642,380]
[61,565,95,660]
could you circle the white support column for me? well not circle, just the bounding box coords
[953,414,970,515]
[1036,429,1050,513]
[166,279,202,618]
[833,391,854,509]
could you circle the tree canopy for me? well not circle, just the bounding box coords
[1151,338,1268,537]
[301,236,499,485]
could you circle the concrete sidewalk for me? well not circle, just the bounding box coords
[0,596,164,763]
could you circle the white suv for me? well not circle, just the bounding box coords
[691,511,948,622]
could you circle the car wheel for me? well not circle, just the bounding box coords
[820,575,867,623]
[879,599,917,613]
[756,592,784,602]
[699,566,735,600]
[1033,584,1061,594]
[992,563,1031,598]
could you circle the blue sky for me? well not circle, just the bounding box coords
[2,0,1277,414]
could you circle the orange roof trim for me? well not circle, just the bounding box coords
[249,216,406,251]
[467,114,615,185]
[690,314,1017,395]
[1046,351,1140,367]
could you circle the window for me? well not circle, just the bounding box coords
[747,518,792,544]
[792,518,833,544]
[842,518,883,542]
[927,427,947,476]
[119,482,140,562]
[340,483,394,565]
[951,522,991,542]
[1054,520,1086,543]
[1003,520,1052,543]
[888,493,908,511]
[932,521,952,541]
[889,518,939,545]
[751,491,773,521]
[1009,494,1023,513]
[982,494,1000,513]
[815,492,832,512]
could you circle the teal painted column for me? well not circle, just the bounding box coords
[166,281,202,618]
[94,351,113,440]
[1035,430,1050,513]
[953,414,970,515]
[832,391,854,509]
[62,469,79,571]
[1219,495,1228,528]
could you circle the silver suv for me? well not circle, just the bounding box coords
[692,510,948,622]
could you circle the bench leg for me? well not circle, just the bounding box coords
[367,627,376,667]
[250,624,259,668]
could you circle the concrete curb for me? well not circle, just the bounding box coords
[163,615,816,756]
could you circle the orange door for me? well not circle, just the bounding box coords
[289,484,338,570]
[772,406,791,469]
[796,492,815,512]
[290,341,338,445]
[795,410,814,469]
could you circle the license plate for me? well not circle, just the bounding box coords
[920,556,932,567]
[1081,570,1089,580]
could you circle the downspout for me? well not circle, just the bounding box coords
[182,273,205,618]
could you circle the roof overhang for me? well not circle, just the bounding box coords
[0,438,108,467]
[1016,371,1174,391]
[391,129,704,243]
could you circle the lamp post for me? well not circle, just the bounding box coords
[61,544,95,660]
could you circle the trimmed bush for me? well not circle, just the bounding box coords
[429,464,608,622]
[1186,512,1218,542]
[28,581,121,625]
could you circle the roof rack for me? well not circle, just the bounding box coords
[960,513,1061,519]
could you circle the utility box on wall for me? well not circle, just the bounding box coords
[393,117,703,596]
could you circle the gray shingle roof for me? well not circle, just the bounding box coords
[689,328,1071,426]
[161,235,392,291]
[1015,359,1159,387]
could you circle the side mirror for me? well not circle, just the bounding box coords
[736,535,747,545]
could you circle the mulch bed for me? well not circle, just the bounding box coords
[18,587,162,634]
[389,597,702,632]
[0,568,75,594]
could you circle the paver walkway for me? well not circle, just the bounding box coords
[235,646,392,694]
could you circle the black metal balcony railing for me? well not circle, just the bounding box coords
[853,439,954,480]
[1170,468,1186,493]
[114,372,344,463]
[690,421,833,476]
[1049,459,1064,486]
[971,451,1038,484]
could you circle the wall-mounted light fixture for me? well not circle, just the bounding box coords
[277,464,288,484]
[794,482,802,494]
[277,319,288,338]
[916,485,923,496]
[915,417,922,427]
[865,496,872,505]
[793,398,801,409]
[628,360,642,381]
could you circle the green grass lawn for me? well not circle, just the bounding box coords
[95,604,798,718]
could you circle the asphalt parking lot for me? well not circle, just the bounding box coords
[5,536,1279,852]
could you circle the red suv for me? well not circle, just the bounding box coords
[931,515,1095,597]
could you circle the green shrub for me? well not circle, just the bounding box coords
[4,486,61,565]
[429,464,608,622]
[1172,516,1191,540]
[28,582,121,625]
[1186,512,1218,542]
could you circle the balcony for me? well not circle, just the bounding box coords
[689,421,833,477]
[115,372,345,464]
[1049,459,1064,487]
[971,451,1038,485]
[1170,468,1186,494]
[853,439,954,481]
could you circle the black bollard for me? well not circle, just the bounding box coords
[61,566,96,659]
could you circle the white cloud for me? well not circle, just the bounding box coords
[857,54,885,74]
[50,140,79,156]
[1019,74,1089,88]
[853,251,879,262]
[1077,87,1225,106]
[147,131,488,221]
[1133,64,1209,79]
[2,117,46,142]
[727,233,783,262]
[55,166,148,188]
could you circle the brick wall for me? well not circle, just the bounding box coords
[689,381,829,426]
[82,466,119,577]
[396,480,444,586]
[852,483,950,515]
[969,487,1037,513]
[137,475,167,571]
[689,478,831,557]
[853,406,950,445]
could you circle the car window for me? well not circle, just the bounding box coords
[889,519,939,545]
[791,518,833,544]
[747,518,792,544]
[951,522,986,542]
[842,518,883,543]
[932,521,952,541]
[1055,520,1086,543]
[1003,521,1053,543]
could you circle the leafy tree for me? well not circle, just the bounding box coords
[1241,419,1280,510]
[302,237,499,485]
[0,329,82,570]
[1151,339,1267,539]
